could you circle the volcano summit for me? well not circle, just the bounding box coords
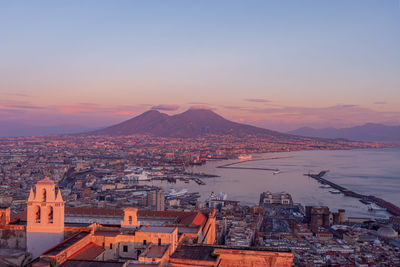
[89,109,290,138]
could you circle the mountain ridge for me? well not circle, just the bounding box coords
[88,109,291,138]
[288,123,400,143]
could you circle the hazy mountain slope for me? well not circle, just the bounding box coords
[89,109,291,138]
[289,123,400,143]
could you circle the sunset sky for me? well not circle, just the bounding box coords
[1,1,399,134]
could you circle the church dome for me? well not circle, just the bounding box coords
[377,224,398,239]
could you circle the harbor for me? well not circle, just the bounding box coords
[305,170,400,216]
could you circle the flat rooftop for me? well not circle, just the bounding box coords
[141,245,169,259]
[94,230,120,237]
[170,245,219,262]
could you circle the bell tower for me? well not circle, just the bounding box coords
[26,177,65,259]
[121,207,140,228]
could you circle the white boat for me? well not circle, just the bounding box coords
[166,188,188,198]
[125,171,150,181]
[319,184,331,189]
[273,171,281,175]
[368,204,387,212]
[329,189,341,194]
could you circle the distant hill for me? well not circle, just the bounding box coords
[288,123,400,143]
[88,109,291,138]
[0,121,95,137]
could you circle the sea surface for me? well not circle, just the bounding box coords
[142,148,400,219]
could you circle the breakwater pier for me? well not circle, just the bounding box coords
[217,156,292,171]
[306,171,400,216]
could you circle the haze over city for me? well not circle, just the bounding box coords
[1,0,400,136]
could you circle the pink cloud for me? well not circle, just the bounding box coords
[244,98,271,103]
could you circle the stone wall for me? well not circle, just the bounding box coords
[214,248,293,267]
[0,229,26,250]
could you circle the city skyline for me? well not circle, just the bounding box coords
[1,0,400,134]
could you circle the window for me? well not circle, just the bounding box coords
[102,242,105,247]
[129,216,132,224]
[43,189,46,202]
[35,206,41,223]
[143,240,147,245]
[48,206,53,223]
[137,250,142,258]
[158,238,161,245]
[109,243,113,249]
[123,245,128,252]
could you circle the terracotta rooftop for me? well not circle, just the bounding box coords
[66,207,123,217]
[60,260,124,267]
[137,226,176,233]
[138,210,206,226]
[178,226,201,234]
[11,208,207,227]
[69,242,105,260]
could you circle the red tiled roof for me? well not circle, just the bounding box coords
[69,242,105,260]
[138,210,206,226]
[10,208,207,227]
[185,212,206,226]
[66,207,124,216]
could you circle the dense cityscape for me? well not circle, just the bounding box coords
[0,134,399,266]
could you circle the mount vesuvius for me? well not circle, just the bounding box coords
[88,109,291,138]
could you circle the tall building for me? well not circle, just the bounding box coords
[156,188,165,211]
[146,188,165,211]
[305,206,345,226]
[146,191,156,207]
[26,177,64,259]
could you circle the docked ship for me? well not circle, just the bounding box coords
[208,191,228,201]
[165,188,188,199]
[205,192,228,208]
[368,204,387,212]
